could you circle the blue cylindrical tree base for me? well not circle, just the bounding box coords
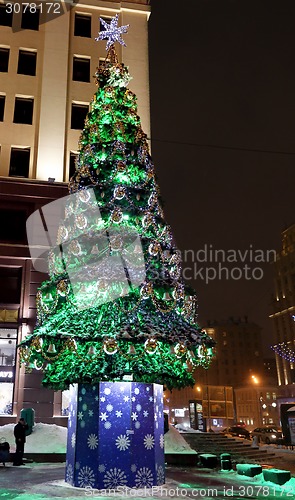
[65,382,165,489]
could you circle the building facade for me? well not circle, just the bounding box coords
[0,0,150,424]
[270,224,295,386]
[234,386,280,428]
[196,317,264,387]
[164,384,234,431]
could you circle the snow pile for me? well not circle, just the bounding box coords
[0,422,195,455]
[164,425,197,454]
[0,423,67,453]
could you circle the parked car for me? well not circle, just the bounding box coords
[250,426,282,444]
[222,426,251,440]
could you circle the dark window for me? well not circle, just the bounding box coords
[9,148,30,177]
[0,4,13,26]
[0,48,9,72]
[21,6,39,30]
[71,103,88,129]
[74,13,91,37]
[69,152,78,178]
[13,97,34,124]
[0,210,27,244]
[100,17,111,31]
[73,57,90,82]
[0,267,22,303]
[0,95,5,121]
[17,50,37,76]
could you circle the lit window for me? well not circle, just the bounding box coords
[9,148,30,177]
[73,56,90,82]
[18,50,37,76]
[13,97,34,124]
[74,13,91,37]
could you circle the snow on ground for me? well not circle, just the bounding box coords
[164,425,197,454]
[0,422,195,454]
[0,423,67,453]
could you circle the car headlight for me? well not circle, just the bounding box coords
[271,434,276,439]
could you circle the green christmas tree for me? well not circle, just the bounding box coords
[20,17,214,391]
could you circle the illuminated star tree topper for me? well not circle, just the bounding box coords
[96,14,129,51]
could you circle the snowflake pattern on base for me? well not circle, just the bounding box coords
[116,434,131,451]
[156,465,165,485]
[66,464,74,485]
[87,433,98,450]
[135,467,154,488]
[103,467,128,488]
[144,434,155,450]
[78,466,95,488]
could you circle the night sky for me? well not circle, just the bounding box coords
[147,0,295,354]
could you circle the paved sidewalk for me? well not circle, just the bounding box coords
[0,463,294,499]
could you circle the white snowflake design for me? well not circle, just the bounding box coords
[71,433,76,448]
[100,412,108,421]
[144,434,155,450]
[88,409,93,417]
[66,463,74,485]
[157,465,165,485]
[78,411,83,420]
[149,397,153,402]
[135,467,154,488]
[143,410,149,418]
[77,465,95,488]
[131,396,136,402]
[92,385,97,391]
[116,410,122,418]
[131,412,138,421]
[160,434,164,449]
[100,396,106,402]
[104,421,111,429]
[103,468,127,489]
[87,433,98,450]
[116,434,131,451]
[95,395,99,401]
[98,464,106,473]
[104,387,111,395]
[123,396,129,402]
[135,421,140,429]
[106,404,113,412]
[136,404,142,412]
[75,461,80,470]
[131,464,137,473]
